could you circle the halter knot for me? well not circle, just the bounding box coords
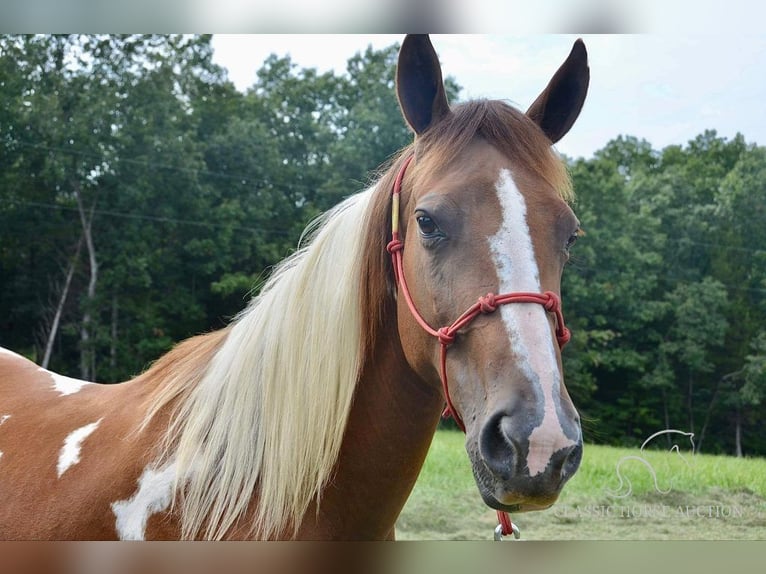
[437,327,456,346]
[386,238,403,254]
[478,293,498,314]
[543,291,560,312]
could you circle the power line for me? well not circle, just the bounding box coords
[10,139,272,186]
[8,197,766,258]
[6,198,298,237]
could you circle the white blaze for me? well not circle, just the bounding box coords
[111,463,176,540]
[489,169,575,476]
[57,418,103,477]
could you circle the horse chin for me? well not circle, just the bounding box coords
[469,451,562,513]
[479,490,558,514]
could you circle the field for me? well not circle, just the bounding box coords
[396,431,766,540]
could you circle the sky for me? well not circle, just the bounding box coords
[210,34,766,160]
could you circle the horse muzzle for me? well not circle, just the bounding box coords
[468,406,583,511]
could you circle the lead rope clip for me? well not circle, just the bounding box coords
[493,522,521,541]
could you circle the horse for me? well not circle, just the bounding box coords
[0,34,589,540]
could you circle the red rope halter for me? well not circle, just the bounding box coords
[386,154,571,540]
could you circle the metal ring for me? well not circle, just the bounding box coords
[493,522,521,541]
[493,524,504,541]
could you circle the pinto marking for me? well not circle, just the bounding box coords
[0,415,10,461]
[111,463,177,540]
[1,346,91,396]
[57,418,103,478]
[489,169,576,477]
[50,372,92,396]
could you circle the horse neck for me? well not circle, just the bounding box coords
[295,298,445,539]
[292,157,446,539]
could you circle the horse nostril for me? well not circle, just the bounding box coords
[559,442,583,482]
[478,414,519,481]
[534,440,582,487]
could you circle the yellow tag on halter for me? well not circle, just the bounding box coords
[391,194,400,236]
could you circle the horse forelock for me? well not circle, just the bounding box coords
[416,100,573,203]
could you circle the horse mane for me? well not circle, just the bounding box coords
[136,97,572,541]
[140,187,380,540]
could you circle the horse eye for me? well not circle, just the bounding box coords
[416,215,439,237]
[565,229,581,251]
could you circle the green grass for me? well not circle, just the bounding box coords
[396,431,766,540]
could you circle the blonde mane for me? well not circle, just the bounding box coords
[142,187,375,540]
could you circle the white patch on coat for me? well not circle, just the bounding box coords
[57,418,103,477]
[111,463,177,540]
[489,169,575,476]
[0,415,8,461]
[1,345,92,395]
[49,372,92,396]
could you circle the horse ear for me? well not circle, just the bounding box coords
[396,34,451,135]
[526,39,590,144]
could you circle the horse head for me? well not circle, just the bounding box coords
[391,35,589,513]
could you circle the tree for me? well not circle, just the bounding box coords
[0,35,232,379]
[709,145,766,454]
[660,278,729,448]
[0,35,121,375]
[562,137,667,443]
[562,132,762,454]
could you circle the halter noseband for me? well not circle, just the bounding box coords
[385,154,571,540]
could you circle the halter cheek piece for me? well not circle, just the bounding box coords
[385,154,571,540]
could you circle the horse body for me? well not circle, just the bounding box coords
[0,347,166,538]
[0,35,589,540]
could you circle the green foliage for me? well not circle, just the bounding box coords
[0,35,418,379]
[741,332,766,406]
[564,131,765,454]
[1,35,765,456]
